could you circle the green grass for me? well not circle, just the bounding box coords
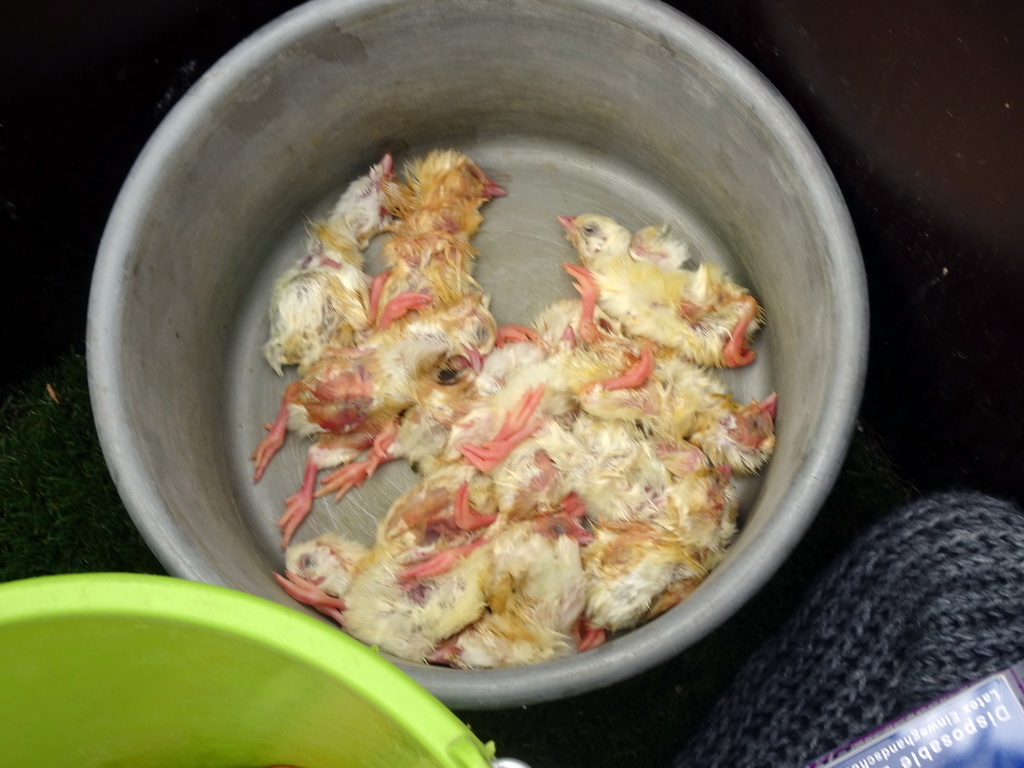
[0,350,910,767]
[0,351,165,580]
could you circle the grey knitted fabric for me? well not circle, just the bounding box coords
[668,491,1024,767]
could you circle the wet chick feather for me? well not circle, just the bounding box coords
[263,156,392,374]
[561,213,764,368]
[431,523,586,669]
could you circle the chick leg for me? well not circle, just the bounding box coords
[495,323,541,347]
[561,262,602,343]
[316,421,398,501]
[459,385,547,472]
[722,296,759,367]
[273,571,346,626]
[276,458,320,549]
[573,616,607,652]
[252,385,300,481]
[452,481,497,530]
[585,343,655,393]
[366,269,392,326]
[376,291,434,329]
[427,637,462,666]
[399,539,487,581]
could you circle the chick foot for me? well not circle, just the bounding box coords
[584,343,655,393]
[399,539,488,581]
[252,397,292,482]
[452,481,498,530]
[316,421,398,501]
[561,262,602,343]
[366,269,392,326]
[722,295,760,367]
[459,385,547,472]
[276,458,319,549]
[376,291,433,329]
[273,570,346,625]
[573,616,607,652]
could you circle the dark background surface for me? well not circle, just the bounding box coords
[1,2,1022,763]
[3,0,1022,503]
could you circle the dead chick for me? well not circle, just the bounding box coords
[367,149,505,319]
[584,461,737,633]
[570,352,777,475]
[263,154,393,375]
[447,355,575,473]
[252,297,496,547]
[274,532,369,624]
[378,462,499,553]
[308,464,498,661]
[560,213,763,368]
[383,148,505,238]
[582,522,706,633]
[663,463,739,556]
[537,414,670,526]
[428,521,588,669]
[341,538,491,662]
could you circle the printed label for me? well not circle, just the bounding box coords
[809,672,1024,767]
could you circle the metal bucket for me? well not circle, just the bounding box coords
[87,0,867,708]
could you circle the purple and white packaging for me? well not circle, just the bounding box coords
[807,661,1024,767]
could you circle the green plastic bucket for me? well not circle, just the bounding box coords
[0,573,498,768]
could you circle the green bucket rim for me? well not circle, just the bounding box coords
[0,572,494,768]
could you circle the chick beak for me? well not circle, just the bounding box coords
[760,392,779,420]
[557,215,576,232]
[379,151,394,177]
[573,617,607,652]
[722,296,760,367]
[427,637,462,666]
[462,343,485,373]
[483,178,507,199]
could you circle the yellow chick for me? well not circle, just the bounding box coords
[582,522,705,633]
[341,540,491,662]
[487,424,568,520]
[253,297,497,547]
[560,213,764,369]
[663,464,739,556]
[587,463,736,632]
[263,155,393,375]
[257,294,496,475]
[376,150,505,296]
[274,531,371,624]
[378,462,498,551]
[428,521,587,669]
[284,531,370,597]
[569,353,777,475]
[383,148,505,235]
[537,414,670,526]
[447,355,574,472]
